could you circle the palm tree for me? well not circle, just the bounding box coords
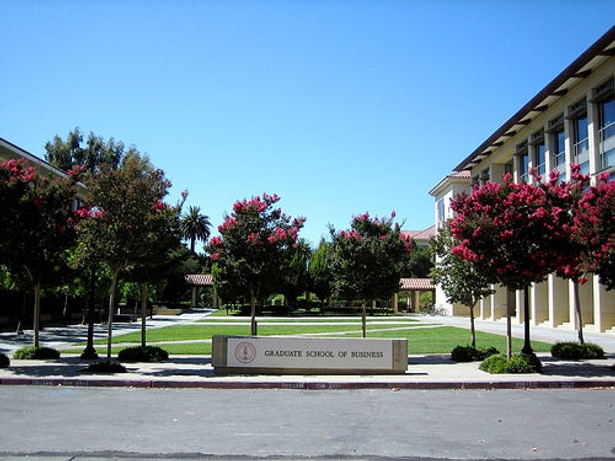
[180,206,211,253]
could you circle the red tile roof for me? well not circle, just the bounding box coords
[448,170,471,179]
[402,225,436,242]
[184,274,213,286]
[400,278,435,291]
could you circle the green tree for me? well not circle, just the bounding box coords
[207,193,305,335]
[308,239,334,308]
[124,196,184,347]
[0,159,80,347]
[432,224,493,347]
[279,239,311,309]
[180,205,211,253]
[45,127,133,177]
[401,242,433,278]
[330,212,412,337]
[75,154,173,361]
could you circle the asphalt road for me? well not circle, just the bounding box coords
[1,386,614,461]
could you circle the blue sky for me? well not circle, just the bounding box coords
[2,1,614,247]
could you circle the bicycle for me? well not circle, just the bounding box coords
[420,305,447,316]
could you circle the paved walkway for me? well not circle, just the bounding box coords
[1,309,614,390]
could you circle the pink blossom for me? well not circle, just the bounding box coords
[209,236,224,247]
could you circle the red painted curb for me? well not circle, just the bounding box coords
[1,377,614,390]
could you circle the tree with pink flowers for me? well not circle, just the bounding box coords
[0,159,81,347]
[534,166,591,344]
[574,173,615,291]
[330,212,412,337]
[207,193,305,335]
[450,172,576,359]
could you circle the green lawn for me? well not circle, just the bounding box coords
[65,318,552,356]
[342,326,552,354]
[89,321,426,345]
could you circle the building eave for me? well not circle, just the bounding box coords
[455,25,615,172]
[0,137,69,179]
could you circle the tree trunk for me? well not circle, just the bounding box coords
[469,303,476,348]
[82,267,98,359]
[62,291,68,326]
[33,281,41,348]
[141,281,148,348]
[250,290,257,336]
[521,286,533,355]
[82,269,98,358]
[106,271,119,362]
[506,295,512,360]
[573,278,584,344]
[361,301,367,338]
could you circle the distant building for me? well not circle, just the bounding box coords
[402,225,436,247]
[430,26,615,334]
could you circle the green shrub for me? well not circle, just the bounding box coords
[480,353,542,374]
[551,342,583,360]
[451,345,499,362]
[581,343,605,360]
[13,346,60,360]
[86,361,127,373]
[551,342,605,360]
[118,346,169,363]
[0,353,9,368]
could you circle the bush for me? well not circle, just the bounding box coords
[580,343,605,360]
[13,346,60,360]
[479,353,542,374]
[118,346,169,363]
[0,353,9,368]
[86,361,127,373]
[451,345,499,362]
[551,342,605,360]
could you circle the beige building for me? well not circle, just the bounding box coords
[430,26,615,335]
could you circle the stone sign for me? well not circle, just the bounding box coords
[212,336,408,375]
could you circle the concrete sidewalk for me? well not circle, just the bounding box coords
[1,310,614,390]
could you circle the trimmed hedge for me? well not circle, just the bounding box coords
[0,352,9,368]
[551,342,605,360]
[86,361,127,373]
[118,346,169,363]
[13,346,60,360]
[480,353,543,374]
[451,345,500,362]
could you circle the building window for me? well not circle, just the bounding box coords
[570,99,589,175]
[548,115,566,182]
[594,79,615,171]
[530,130,546,178]
[436,198,445,227]
[516,142,529,181]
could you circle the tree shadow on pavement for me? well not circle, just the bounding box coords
[408,354,454,365]
[540,356,615,378]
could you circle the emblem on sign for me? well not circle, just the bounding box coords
[234,341,257,363]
